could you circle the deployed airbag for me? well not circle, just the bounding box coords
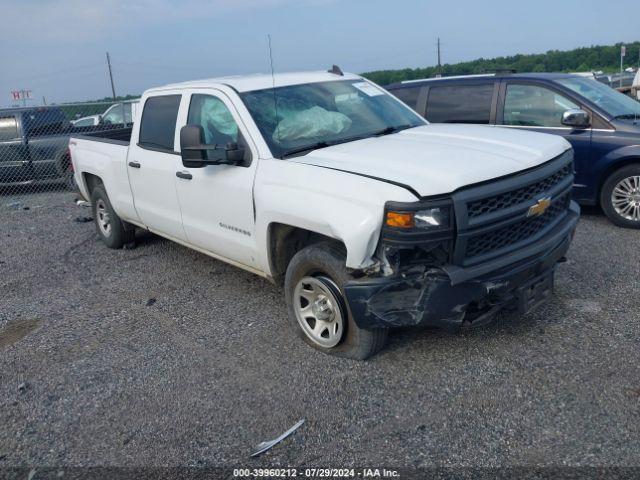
[273,106,352,142]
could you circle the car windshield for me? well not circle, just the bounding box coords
[556,77,640,119]
[240,80,425,158]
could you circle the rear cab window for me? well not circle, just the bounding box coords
[426,84,495,124]
[24,108,68,136]
[138,95,181,151]
[0,116,19,141]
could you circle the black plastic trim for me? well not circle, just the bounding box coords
[136,143,180,156]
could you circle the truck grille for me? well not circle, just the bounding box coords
[465,193,571,258]
[451,150,574,266]
[467,163,573,218]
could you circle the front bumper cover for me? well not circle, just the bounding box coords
[344,202,579,331]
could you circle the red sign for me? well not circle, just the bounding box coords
[11,90,32,100]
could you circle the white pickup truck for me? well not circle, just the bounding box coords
[70,69,579,359]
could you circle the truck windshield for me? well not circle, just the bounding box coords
[556,77,640,120]
[241,80,425,158]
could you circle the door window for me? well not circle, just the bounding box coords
[103,103,132,125]
[503,84,579,127]
[391,86,421,111]
[139,95,181,151]
[187,94,240,161]
[426,84,494,124]
[0,116,18,141]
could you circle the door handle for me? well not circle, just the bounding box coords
[128,161,141,168]
[176,171,193,180]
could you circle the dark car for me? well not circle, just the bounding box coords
[386,73,640,228]
[0,106,75,189]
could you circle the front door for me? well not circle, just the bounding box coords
[498,82,592,195]
[173,91,259,268]
[127,94,187,241]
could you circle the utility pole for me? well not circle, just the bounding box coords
[42,96,46,106]
[106,52,117,101]
[436,37,442,77]
[620,45,626,88]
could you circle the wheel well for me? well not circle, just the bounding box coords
[82,173,103,198]
[268,223,344,285]
[598,158,640,203]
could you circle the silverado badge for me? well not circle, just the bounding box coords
[527,197,552,217]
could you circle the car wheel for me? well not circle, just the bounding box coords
[600,165,640,229]
[55,151,77,191]
[91,186,135,248]
[284,242,387,360]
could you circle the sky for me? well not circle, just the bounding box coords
[0,0,638,106]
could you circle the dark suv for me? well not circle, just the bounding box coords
[386,73,640,228]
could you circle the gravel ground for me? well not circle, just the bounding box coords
[1,189,639,468]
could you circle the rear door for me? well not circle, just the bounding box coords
[127,93,188,241]
[173,89,259,268]
[497,80,592,190]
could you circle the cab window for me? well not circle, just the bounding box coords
[426,84,494,124]
[139,95,181,151]
[103,103,132,125]
[503,84,579,127]
[187,94,240,161]
[391,86,421,111]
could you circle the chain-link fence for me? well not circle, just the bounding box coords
[0,100,139,199]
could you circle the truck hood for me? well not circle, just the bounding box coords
[289,124,571,197]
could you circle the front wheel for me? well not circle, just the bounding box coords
[284,242,387,360]
[600,165,640,228]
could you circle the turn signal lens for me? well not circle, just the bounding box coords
[386,211,414,228]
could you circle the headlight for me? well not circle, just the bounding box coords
[381,199,455,247]
[414,206,451,229]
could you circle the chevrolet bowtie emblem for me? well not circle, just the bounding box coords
[527,197,552,217]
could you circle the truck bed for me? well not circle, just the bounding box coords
[69,127,135,215]
[71,126,132,145]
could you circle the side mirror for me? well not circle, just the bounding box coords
[562,109,590,128]
[180,125,245,168]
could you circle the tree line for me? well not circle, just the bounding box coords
[361,42,640,85]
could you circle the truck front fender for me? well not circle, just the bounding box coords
[254,159,417,274]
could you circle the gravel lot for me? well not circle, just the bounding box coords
[1,189,639,468]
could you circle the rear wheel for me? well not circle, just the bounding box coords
[600,165,640,229]
[56,150,77,191]
[284,242,387,360]
[91,186,135,248]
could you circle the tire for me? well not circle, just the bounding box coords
[284,242,387,360]
[600,165,640,229]
[55,151,77,191]
[91,185,135,248]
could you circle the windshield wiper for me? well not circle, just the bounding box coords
[372,124,413,136]
[280,141,331,158]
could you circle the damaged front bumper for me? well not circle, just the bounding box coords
[344,202,579,331]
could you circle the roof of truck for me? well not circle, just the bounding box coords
[149,70,362,94]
